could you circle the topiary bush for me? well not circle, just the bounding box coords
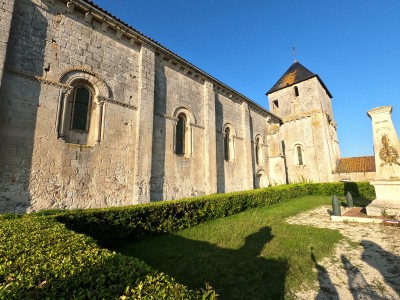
[121,273,218,300]
[56,182,375,248]
[0,215,214,299]
[0,182,374,299]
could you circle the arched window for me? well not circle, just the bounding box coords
[294,86,299,97]
[58,69,107,146]
[255,136,262,165]
[296,145,303,165]
[71,86,91,131]
[224,127,230,161]
[173,107,194,158]
[223,124,235,162]
[175,114,186,155]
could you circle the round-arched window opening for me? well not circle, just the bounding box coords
[294,86,299,97]
[296,145,304,165]
[175,114,186,155]
[71,86,91,131]
[224,127,231,161]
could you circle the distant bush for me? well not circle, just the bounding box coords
[0,215,213,299]
[56,182,375,247]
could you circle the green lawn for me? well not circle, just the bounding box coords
[116,195,342,299]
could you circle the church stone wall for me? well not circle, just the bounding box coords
[2,0,327,213]
[268,76,339,183]
[280,117,319,183]
[0,0,50,212]
[249,109,271,187]
[0,0,15,90]
[333,172,375,182]
[216,93,249,192]
[151,57,276,199]
[151,58,208,201]
[265,123,286,185]
[0,0,147,211]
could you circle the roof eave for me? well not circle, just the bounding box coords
[75,0,278,119]
[266,75,333,98]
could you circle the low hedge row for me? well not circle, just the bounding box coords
[0,182,373,299]
[56,182,375,247]
[0,215,215,299]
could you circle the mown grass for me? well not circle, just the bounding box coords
[117,195,342,299]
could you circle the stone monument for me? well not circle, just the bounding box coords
[367,106,400,217]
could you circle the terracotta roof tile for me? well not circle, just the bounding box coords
[336,156,376,173]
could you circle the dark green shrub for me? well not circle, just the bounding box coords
[0,216,210,299]
[0,182,374,299]
[122,272,218,300]
[56,182,375,247]
[352,182,375,200]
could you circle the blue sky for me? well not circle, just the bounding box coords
[93,0,400,158]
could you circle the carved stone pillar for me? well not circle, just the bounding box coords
[241,101,254,190]
[58,88,71,139]
[95,100,104,144]
[367,106,400,217]
[132,44,155,204]
[0,0,15,92]
[203,81,217,194]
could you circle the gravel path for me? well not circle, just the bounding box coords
[286,206,400,300]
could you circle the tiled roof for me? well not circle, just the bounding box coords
[336,156,376,173]
[266,61,332,98]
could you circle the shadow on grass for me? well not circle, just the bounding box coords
[117,226,288,300]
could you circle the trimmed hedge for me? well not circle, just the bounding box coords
[56,182,375,247]
[0,215,214,299]
[0,182,374,299]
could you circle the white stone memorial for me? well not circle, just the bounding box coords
[367,106,400,217]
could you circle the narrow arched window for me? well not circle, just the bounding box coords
[255,137,260,165]
[176,114,186,155]
[71,86,91,131]
[297,145,303,165]
[224,127,230,161]
[294,86,299,97]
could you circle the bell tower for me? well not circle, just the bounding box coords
[267,61,340,183]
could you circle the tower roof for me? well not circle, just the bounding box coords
[266,61,332,98]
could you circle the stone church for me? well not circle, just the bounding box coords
[0,0,343,212]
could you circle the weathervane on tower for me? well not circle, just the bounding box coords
[292,46,297,62]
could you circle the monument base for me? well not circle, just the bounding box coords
[366,180,400,217]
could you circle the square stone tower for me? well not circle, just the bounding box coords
[267,61,340,183]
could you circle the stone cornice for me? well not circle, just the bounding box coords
[6,67,134,110]
[367,106,392,118]
[58,66,106,86]
[98,96,137,110]
[282,109,320,123]
[155,113,178,122]
[6,67,71,89]
[191,123,205,129]
[154,113,205,129]
[216,130,243,140]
